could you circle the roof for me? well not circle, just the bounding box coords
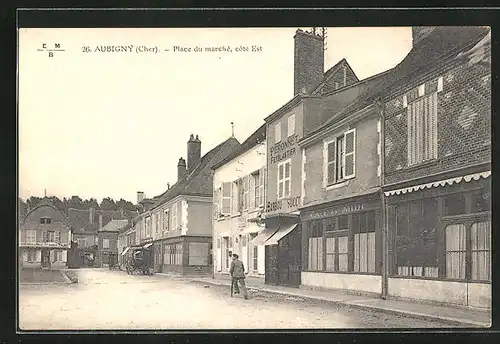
[333,26,489,124]
[99,219,129,232]
[212,123,266,171]
[68,208,136,233]
[21,197,72,227]
[151,136,241,210]
[311,58,360,95]
[305,26,490,139]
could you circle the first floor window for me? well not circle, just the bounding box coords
[77,238,86,247]
[103,239,110,249]
[277,159,291,199]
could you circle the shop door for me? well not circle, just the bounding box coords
[41,249,51,269]
[285,225,302,287]
[265,245,279,285]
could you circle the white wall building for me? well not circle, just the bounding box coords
[212,124,267,284]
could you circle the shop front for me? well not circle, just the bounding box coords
[385,171,491,309]
[300,192,383,295]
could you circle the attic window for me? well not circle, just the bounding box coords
[40,217,52,224]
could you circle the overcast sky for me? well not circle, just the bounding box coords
[19,27,412,203]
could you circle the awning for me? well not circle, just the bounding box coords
[384,171,491,197]
[251,227,279,246]
[121,247,130,256]
[265,224,298,246]
[143,243,153,249]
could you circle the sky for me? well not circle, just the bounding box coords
[19,27,412,203]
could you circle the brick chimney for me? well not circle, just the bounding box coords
[294,29,324,95]
[412,27,435,47]
[137,191,145,204]
[187,134,201,173]
[177,157,187,181]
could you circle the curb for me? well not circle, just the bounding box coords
[189,279,490,328]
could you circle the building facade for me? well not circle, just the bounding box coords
[19,198,72,270]
[97,219,128,267]
[212,124,267,284]
[382,27,491,309]
[137,134,240,276]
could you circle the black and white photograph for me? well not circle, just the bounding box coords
[17,13,492,331]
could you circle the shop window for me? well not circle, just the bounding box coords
[188,242,209,266]
[445,224,467,280]
[471,189,490,213]
[163,244,172,265]
[471,221,491,282]
[444,193,466,216]
[395,199,438,278]
[27,250,36,262]
[338,215,348,230]
[175,243,183,265]
[307,220,323,271]
[352,212,376,273]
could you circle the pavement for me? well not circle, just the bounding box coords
[18,268,470,330]
[180,275,491,328]
[19,268,71,285]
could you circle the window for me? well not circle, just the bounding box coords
[444,193,466,216]
[40,217,52,224]
[221,182,232,215]
[47,231,55,242]
[175,243,183,265]
[26,230,36,244]
[253,245,258,271]
[171,204,177,230]
[189,242,209,266]
[307,220,324,271]
[445,224,466,280]
[275,122,281,143]
[326,129,356,185]
[277,159,291,199]
[287,114,296,137]
[252,172,260,208]
[27,250,37,262]
[155,213,161,235]
[395,199,438,278]
[164,209,169,232]
[77,238,86,247]
[232,180,242,214]
[352,212,376,273]
[54,230,60,243]
[407,91,438,166]
[163,244,171,265]
[471,221,491,281]
[53,250,63,262]
[103,239,110,249]
[224,237,232,270]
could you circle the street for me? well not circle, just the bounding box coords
[19,269,456,330]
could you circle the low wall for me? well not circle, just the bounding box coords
[301,272,382,295]
[388,277,491,309]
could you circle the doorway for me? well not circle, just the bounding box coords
[41,249,51,269]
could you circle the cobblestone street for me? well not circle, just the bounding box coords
[19,269,457,330]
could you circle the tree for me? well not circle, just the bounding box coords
[100,197,116,211]
[26,196,42,210]
[116,198,135,212]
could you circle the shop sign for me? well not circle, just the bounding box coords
[270,134,299,164]
[303,203,365,221]
[266,196,301,213]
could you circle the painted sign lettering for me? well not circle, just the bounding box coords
[266,196,301,213]
[270,134,299,164]
[303,203,365,220]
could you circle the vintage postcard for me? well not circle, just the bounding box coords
[17,18,492,331]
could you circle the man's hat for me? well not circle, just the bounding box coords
[232,253,239,259]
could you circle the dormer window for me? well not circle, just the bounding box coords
[40,217,52,224]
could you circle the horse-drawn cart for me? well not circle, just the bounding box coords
[122,244,153,275]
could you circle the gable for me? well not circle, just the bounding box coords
[23,204,70,228]
[313,59,360,96]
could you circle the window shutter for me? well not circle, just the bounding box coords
[222,182,231,215]
[55,231,60,243]
[430,92,438,160]
[275,122,281,143]
[288,114,296,137]
[43,231,48,242]
[177,202,182,229]
[327,141,336,185]
[259,167,265,207]
[249,174,256,209]
[344,129,356,179]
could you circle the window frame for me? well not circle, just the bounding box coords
[287,114,296,137]
[275,122,282,143]
[325,128,356,187]
[277,159,291,200]
[102,238,110,249]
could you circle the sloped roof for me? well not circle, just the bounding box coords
[311,58,360,95]
[99,219,129,232]
[152,136,241,210]
[22,197,72,227]
[212,123,266,171]
[332,26,488,125]
[68,208,136,233]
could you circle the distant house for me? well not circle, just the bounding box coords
[97,219,129,267]
[19,197,72,270]
[137,134,240,275]
[212,124,267,284]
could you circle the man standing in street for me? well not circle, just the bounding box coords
[230,253,248,299]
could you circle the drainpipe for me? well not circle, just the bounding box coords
[377,99,389,300]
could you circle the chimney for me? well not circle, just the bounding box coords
[187,134,201,173]
[294,29,324,95]
[99,214,103,230]
[137,191,145,204]
[89,207,94,224]
[177,157,187,181]
[412,27,435,47]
